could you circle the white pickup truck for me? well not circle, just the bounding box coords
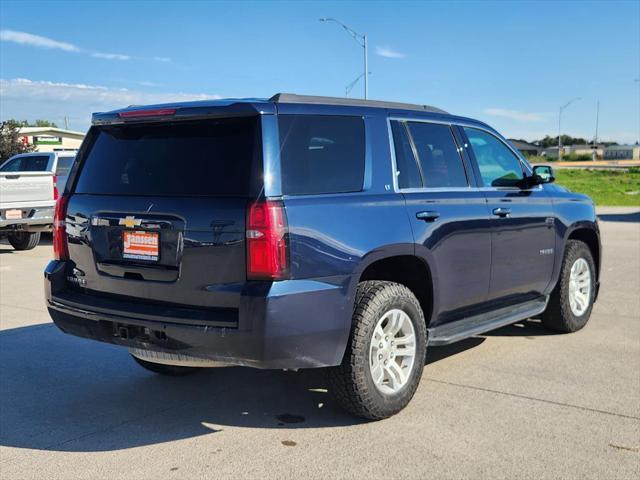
[0,152,75,250]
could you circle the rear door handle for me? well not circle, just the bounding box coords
[492,207,511,217]
[416,211,440,222]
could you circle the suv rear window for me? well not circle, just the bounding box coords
[278,115,365,195]
[74,117,259,197]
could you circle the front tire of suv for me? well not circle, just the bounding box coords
[328,281,427,420]
[542,240,596,333]
[7,232,41,251]
[131,355,201,376]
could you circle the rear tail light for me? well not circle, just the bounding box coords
[246,200,289,280]
[52,175,59,201]
[53,195,69,260]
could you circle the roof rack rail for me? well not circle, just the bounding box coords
[269,93,448,114]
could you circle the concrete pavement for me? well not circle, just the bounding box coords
[0,207,638,479]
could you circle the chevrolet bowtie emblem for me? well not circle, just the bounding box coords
[119,216,142,228]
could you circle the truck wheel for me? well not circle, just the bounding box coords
[7,232,41,251]
[328,281,427,420]
[542,240,596,333]
[131,355,200,376]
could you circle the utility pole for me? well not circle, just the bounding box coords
[64,116,69,130]
[320,18,369,99]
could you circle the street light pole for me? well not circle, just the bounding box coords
[363,34,368,99]
[593,100,600,161]
[635,78,640,144]
[558,97,581,161]
[320,18,368,99]
[558,107,562,160]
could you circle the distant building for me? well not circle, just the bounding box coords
[603,145,640,160]
[508,139,541,157]
[564,144,603,157]
[543,144,603,159]
[18,127,85,153]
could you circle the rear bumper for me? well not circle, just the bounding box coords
[45,260,352,369]
[1,206,54,232]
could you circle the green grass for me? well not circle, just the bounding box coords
[554,168,640,206]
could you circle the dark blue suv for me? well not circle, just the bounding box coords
[45,94,601,419]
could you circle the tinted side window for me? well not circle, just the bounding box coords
[22,156,50,171]
[391,121,422,189]
[0,158,23,172]
[0,155,49,172]
[407,122,468,188]
[464,128,524,187]
[279,115,365,195]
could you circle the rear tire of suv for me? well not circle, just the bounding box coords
[131,355,201,376]
[542,240,596,333]
[328,281,427,420]
[7,232,41,251]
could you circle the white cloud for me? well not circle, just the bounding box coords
[375,46,406,59]
[1,29,169,62]
[137,81,162,87]
[90,52,131,61]
[0,29,80,52]
[0,78,221,130]
[483,108,545,122]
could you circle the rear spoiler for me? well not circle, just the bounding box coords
[92,101,274,126]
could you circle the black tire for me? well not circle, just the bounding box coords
[7,231,41,251]
[328,281,427,420]
[542,240,596,333]
[131,355,200,376]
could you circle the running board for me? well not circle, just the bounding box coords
[427,297,549,346]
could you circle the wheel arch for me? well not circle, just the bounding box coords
[352,250,436,327]
[566,224,601,281]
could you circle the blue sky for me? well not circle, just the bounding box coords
[1,0,639,143]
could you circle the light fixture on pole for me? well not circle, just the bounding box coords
[558,97,581,161]
[320,18,368,99]
[345,71,372,97]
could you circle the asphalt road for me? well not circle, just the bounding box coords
[1,207,638,479]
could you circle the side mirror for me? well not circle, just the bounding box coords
[530,165,555,186]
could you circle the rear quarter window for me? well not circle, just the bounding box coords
[278,115,365,195]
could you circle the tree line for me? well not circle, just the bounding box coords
[0,119,63,161]
[514,135,619,148]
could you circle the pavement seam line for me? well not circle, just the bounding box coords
[428,378,640,421]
